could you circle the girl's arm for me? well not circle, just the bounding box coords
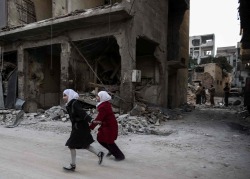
[89,106,106,129]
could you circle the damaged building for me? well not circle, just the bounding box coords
[189,34,215,64]
[238,0,250,83]
[190,63,229,96]
[0,0,190,112]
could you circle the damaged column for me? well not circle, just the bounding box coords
[115,29,136,112]
[60,41,71,102]
[17,46,27,104]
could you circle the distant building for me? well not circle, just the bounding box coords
[189,34,215,64]
[216,46,239,87]
[191,63,229,96]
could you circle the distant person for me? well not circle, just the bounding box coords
[223,83,230,107]
[201,87,206,104]
[90,91,125,161]
[208,85,215,106]
[62,89,104,171]
[195,83,202,105]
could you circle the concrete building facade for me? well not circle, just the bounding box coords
[191,63,228,96]
[216,46,239,87]
[189,34,215,64]
[0,0,190,112]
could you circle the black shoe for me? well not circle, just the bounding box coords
[106,152,112,157]
[98,152,104,165]
[63,163,76,171]
[115,157,125,161]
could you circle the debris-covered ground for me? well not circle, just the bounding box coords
[0,100,250,179]
[0,94,250,178]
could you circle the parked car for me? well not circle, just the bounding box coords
[229,88,240,97]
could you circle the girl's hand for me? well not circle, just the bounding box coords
[92,120,102,124]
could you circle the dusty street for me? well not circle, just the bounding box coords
[0,107,250,179]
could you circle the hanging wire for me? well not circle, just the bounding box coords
[50,19,53,71]
[70,41,103,86]
[0,46,4,74]
[70,40,130,103]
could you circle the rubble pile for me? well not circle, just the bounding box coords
[0,101,194,136]
[187,83,196,105]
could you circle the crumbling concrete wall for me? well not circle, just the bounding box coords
[60,42,71,97]
[52,0,105,17]
[52,0,67,17]
[204,63,224,96]
[192,63,226,96]
[174,10,189,107]
[68,0,104,12]
[132,0,168,107]
[167,0,190,107]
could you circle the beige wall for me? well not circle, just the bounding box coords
[33,0,52,21]
[193,63,227,96]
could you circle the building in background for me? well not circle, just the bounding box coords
[216,46,239,87]
[189,34,215,64]
[190,63,227,96]
[0,0,190,111]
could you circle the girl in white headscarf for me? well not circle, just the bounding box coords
[62,89,104,171]
[90,91,125,161]
[96,90,112,107]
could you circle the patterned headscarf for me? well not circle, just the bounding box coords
[63,89,79,105]
[96,91,111,107]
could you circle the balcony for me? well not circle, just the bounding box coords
[0,1,132,42]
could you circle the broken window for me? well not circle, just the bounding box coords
[201,34,214,44]
[73,36,121,91]
[192,39,200,46]
[204,50,212,56]
[0,51,18,109]
[136,38,159,85]
[195,67,204,73]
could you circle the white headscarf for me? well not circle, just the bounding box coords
[96,91,111,107]
[63,89,79,105]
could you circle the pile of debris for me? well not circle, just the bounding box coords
[0,100,195,136]
[187,83,197,105]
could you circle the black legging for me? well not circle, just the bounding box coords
[98,141,125,160]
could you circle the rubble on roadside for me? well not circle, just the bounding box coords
[0,98,195,136]
[1,86,248,135]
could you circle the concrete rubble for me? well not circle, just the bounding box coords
[1,85,249,135]
[0,92,195,136]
